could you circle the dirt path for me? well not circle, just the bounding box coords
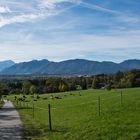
[0,100,22,140]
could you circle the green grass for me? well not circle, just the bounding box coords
[0,100,4,108]
[8,88,140,140]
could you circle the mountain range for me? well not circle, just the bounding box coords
[0,59,140,75]
[0,60,15,72]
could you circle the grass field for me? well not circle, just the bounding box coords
[0,99,4,109]
[0,102,3,108]
[8,88,140,140]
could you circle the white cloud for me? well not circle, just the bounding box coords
[39,0,66,9]
[78,1,119,14]
[0,6,11,13]
[0,0,79,28]
[0,0,140,62]
[0,13,43,27]
[39,0,119,14]
[39,0,80,9]
[0,28,140,62]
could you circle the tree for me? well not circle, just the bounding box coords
[22,81,32,94]
[80,78,87,90]
[114,71,124,82]
[58,84,68,92]
[0,84,9,99]
[44,78,59,93]
[106,84,112,91]
[30,85,38,95]
[92,77,100,89]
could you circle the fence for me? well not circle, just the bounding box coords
[11,90,140,139]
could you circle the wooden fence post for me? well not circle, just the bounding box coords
[27,102,28,109]
[20,101,21,108]
[48,104,52,131]
[17,100,18,106]
[98,96,101,116]
[33,101,35,119]
[120,91,123,106]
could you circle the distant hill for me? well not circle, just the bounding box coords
[120,59,140,70]
[1,59,140,75]
[0,60,15,72]
[1,59,49,75]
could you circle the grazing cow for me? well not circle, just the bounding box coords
[23,95,26,99]
[18,98,25,102]
[36,95,40,99]
[54,96,62,99]
[14,96,17,101]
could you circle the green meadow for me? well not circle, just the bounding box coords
[8,88,140,140]
[0,101,3,108]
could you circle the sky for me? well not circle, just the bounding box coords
[0,0,140,63]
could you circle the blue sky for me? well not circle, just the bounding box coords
[0,0,140,62]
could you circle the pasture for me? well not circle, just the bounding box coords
[0,101,3,108]
[8,88,140,140]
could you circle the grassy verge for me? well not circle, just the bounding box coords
[0,100,4,109]
[9,88,140,140]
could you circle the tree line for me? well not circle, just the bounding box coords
[0,69,140,97]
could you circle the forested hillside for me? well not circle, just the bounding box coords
[0,69,140,96]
